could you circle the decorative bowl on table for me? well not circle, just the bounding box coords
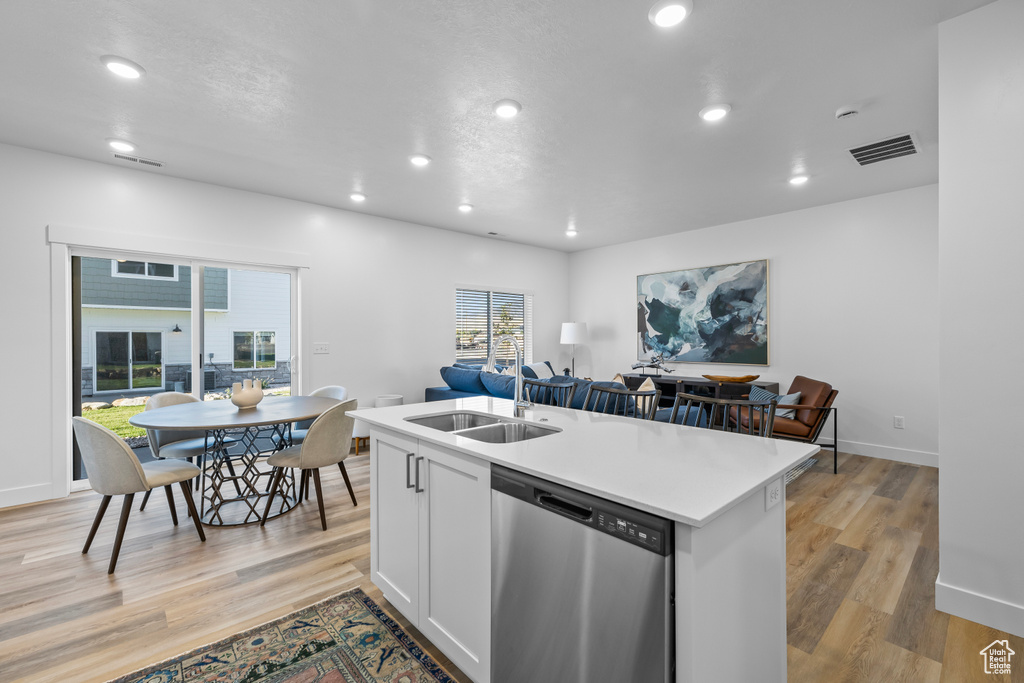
[230,379,264,409]
[701,374,760,383]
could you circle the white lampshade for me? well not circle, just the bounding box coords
[560,322,588,345]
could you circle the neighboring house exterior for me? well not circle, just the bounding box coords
[81,257,291,396]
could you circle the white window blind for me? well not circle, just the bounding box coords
[456,289,533,364]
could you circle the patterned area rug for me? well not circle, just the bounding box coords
[108,588,455,683]
[785,457,817,485]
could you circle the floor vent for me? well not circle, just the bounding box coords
[112,153,165,168]
[848,134,917,166]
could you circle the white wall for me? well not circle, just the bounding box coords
[937,0,1024,637]
[569,185,939,465]
[0,143,569,507]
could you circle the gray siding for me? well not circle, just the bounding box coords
[81,257,228,309]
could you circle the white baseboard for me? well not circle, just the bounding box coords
[0,483,61,509]
[936,573,1024,638]
[828,439,938,468]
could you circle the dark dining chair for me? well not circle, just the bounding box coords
[668,392,777,436]
[521,378,576,408]
[581,385,661,420]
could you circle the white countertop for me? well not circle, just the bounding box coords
[352,396,819,528]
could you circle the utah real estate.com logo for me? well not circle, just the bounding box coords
[980,640,1014,675]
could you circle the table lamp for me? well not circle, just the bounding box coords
[560,322,588,377]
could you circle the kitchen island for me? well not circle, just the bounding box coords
[352,395,818,683]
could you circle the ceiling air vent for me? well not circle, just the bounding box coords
[112,153,165,168]
[848,134,918,166]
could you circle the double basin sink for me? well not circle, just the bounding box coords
[404,411,560,443]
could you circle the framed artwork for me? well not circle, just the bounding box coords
[637,259,769,365]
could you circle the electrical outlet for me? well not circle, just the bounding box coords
[313,343,330,354]
[765,478,782,511]
[894,415,905,429]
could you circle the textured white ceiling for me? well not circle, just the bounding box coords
[0,0,994,251]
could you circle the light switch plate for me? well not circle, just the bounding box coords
[313,343,330,354]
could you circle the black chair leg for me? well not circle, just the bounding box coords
[339,461,357,507]
[108,493,135,574]
[163,486,178,525]
[311,468,327,531]
[83,495,112,554]
[139,489,151,511]
[260,468,284,527]
[178,481,206,541]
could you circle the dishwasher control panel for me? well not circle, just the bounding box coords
[492,464,673,557]
[597,512,665,553]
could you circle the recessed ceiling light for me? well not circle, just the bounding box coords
[699,104,731,122]
[648,0,693,28]
[493,99,522,119]
[458,203,474,213]
[107,138,136,153]
[350,192,366,202]
[789,175,809,186]
[100,55,145,79]
[409,154,431,167]
[566,226,578,237]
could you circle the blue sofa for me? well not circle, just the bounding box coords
[426,363,637,412]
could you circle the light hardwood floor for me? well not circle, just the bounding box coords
[786,453,1022,682]
[0,451,1020,682]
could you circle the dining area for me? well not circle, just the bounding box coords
[72,385,361,574]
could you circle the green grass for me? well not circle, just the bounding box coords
[82,405,146,439]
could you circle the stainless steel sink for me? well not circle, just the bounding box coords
[454,422,561,443]
[405,412,502,432]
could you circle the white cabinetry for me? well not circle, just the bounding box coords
[370,428,491,683]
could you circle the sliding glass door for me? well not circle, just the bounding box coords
[94,331,163,392]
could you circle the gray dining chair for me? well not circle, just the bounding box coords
[72,416,206,574]
[140,391,238,511]
[261,398,358,530]
[272,385,348,450]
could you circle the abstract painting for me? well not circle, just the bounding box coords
[637,259,769,365]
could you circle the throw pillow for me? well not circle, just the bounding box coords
[523,362,555,379]
[748,385,802,419]
[438,366,487,394]
[500,366,516,376]
[480,371,517,399]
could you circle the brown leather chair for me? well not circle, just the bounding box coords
[731,375,839,473]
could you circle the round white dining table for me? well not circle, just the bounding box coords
[130,395,340,526]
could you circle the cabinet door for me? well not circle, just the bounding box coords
[370,430,421,619]
[418,443,491,683]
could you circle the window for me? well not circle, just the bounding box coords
[455,288,533,364]
[233,331,276,370]
[110,259,177,280]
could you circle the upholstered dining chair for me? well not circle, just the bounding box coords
[669,392,777,436]
[72,417,206,574]
[581,385,661,420]
[261,398,358,530]
[521,378,577,408]
[272,385,349,450]
[140,391,238,511]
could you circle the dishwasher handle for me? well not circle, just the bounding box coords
[537,491,593,521]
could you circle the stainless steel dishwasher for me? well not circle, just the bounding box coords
[491,465,674,682]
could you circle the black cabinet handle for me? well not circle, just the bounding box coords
[414,456,424,493]
[405,452,415,488]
